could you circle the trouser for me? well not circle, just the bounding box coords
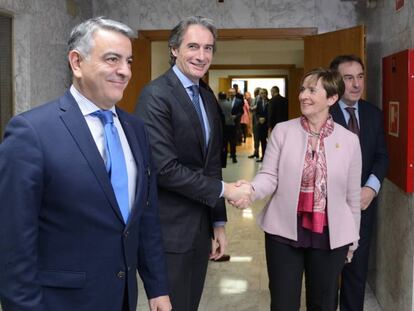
[252,120,259,155]
[339,204,376,311]
[224,125,237,158]
[165,216,211,311]
[241,123,248,142]
[258,124,268,158]
[265,235,348,311]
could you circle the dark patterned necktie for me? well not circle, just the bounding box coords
[345,107,359,137]
[189,85,207,145]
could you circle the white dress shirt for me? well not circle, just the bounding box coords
[70,85,137,212]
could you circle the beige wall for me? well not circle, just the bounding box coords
[151,39,304,95]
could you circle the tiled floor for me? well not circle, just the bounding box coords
[137,138,383,311]
[0,139,382,311]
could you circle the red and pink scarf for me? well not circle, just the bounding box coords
[297,115,334,233]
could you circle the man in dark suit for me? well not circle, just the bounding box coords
[218,91,237,164]
[330,55,388,311]
[255,88,269,162]
[267,85,288,131]
[0,17,171,311]
[248,87,262,159]
[227,87,244,162]
[135,16,251,311]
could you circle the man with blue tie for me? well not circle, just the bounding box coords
[135,16,251,311]
[330,55,389,311]
[0,17,171,311]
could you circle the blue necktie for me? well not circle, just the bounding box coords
[92,110,129,223]
[189,85,207,144]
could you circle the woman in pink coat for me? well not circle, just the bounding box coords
[240,92,251,143]
[240,68,362,311]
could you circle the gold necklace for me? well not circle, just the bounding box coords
[309,130,320,137]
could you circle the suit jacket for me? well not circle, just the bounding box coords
[0,91,168,311]
[218,98,235,126]
[230,97,244,124]
[268,94,288,129]
[252,118,362,250]
[135,68,227,253]
[256,98,269,130]
[330,100,388,188]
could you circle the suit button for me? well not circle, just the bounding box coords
[146,201,149,207]
[117,271,125,278]
[124,231,129,238]
[127,266,131,271]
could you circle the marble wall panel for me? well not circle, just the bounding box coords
[356,1,414,309]
[0,0,91,114]
[92,0,356,33]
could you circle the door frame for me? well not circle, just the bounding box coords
[120,27,317,112]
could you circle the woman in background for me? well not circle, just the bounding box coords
[240,91,251,143]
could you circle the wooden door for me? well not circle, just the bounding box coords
[118,36,151,113]
[288,68,304,119]
[304,25,365,73]
[218,77,232,93]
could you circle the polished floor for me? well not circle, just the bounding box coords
[137,138,383,311]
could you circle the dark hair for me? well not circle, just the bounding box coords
[218,92,227,100]
[168,16,217,66]
[329,55,365,71]
[301,68,345,98]
[271,86,280,94]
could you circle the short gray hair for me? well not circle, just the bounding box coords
[68,17,134,58]
[168,16,217,66]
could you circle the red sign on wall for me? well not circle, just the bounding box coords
[396,0,404,11]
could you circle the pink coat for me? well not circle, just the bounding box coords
[240,100,250,124]
[252,118,362,250]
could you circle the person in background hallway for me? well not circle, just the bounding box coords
[268,85,288,132]
[248,87,262,159]
[218,91,237,163]
[228,86,244,142]
[135,16,251,311]
[330,55,389,311]
[0,17,171,311]
[216,93,227,169]
[233,68,362,311]
[255,88,269,162]
[240,91,251,143]
[230,84,244,146]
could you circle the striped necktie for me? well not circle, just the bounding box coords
[345,107,360,137]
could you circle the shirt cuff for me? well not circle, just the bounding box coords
[219,181,224,198]
[364,174,381,195]
[214,221,226,227]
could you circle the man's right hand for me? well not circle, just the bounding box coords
[149,295,172,311]
[223,181,252,209]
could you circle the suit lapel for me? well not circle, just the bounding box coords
[330,102,347,128]
[199,84,216,153]
[167,70,206,157]
[58,92,125,224]
[356,100,368,153]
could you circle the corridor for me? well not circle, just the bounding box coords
[137,138,383,311]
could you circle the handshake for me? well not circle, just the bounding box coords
[223,180,253,209]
